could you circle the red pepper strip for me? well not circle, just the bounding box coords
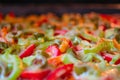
[54,30,68,36]
[100,52,120,65]
[45,45,61,57]
[19,44,36,59]
[47,64,73,80]
[20,69,51,80]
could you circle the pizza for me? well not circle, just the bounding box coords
[0,12,120,80]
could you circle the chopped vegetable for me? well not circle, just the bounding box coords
[59,38,70,53]
[20,69,51,79]
[19,44,36,59]
[54,30,68,35]
[0,13,120,80]
[47,64,73,80]
[45,45,61,57]
[84,38,115,54]
[0,53,23,80]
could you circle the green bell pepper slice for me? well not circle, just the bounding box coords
[0,54,23,80]
[23,55,35,66]
[62,54,79,64]
[62,48,79,64]
[37,41,53,50]
[84,39,115,54]
[80,31,100,42]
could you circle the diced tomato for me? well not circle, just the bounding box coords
[54,30,68,36]
[47,64,73,80]
[19,44,36,59]
[20,69,51,80]
[45,45,61,57]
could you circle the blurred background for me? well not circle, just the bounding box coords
[0,0,120,16]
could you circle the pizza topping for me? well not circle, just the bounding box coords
[0,13,120,80]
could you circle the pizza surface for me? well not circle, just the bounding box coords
[0,12,120,80]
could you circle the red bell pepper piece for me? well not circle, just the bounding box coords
[20,69,51,80]
[45,45,61,57]
[54,30,68,36]
[100,52,120,65]
[47,64,73,80]
[19,44,36,59]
